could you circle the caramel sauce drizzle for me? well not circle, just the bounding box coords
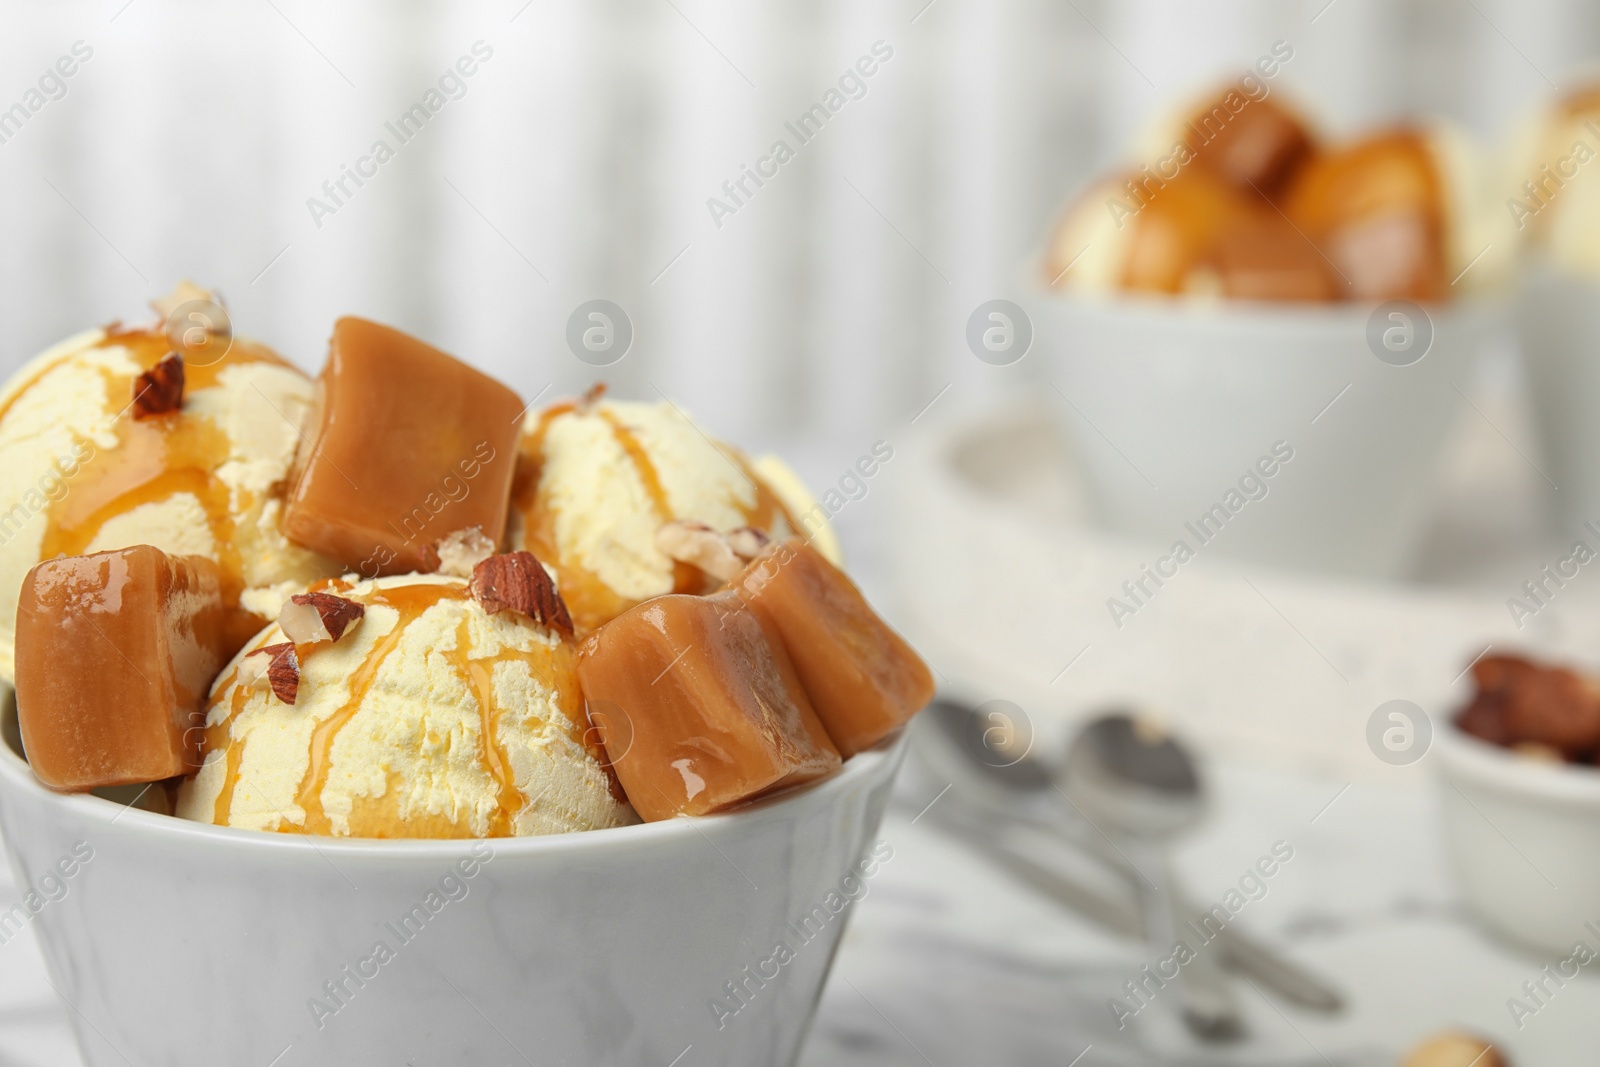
[725,447,801,537]
[472,634,624,809]
[512,403,629,633]
[287,583,463,835]
[210,681,250,825]
[599,409,673,520]
[512,398,799,632]
[447,614,522,837]
[597,408,705,594]
[21,329,295,654]
[203,579,615,832]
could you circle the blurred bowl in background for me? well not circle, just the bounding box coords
[1436,721,1600,957]
[1038,295,1505,579]
[1517,262,1600,534]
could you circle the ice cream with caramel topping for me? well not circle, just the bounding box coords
[176,573,636,838]
[0,323,340,679]
[1044,79,1508,302]
[509,394,838,634]
[4,297,931,839]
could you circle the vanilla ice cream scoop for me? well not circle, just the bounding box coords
[509,395,838,634]
[1427,123,1516,294]
[1512,84,1600,276]
[1041,173,1142,294]
[0,323,341,679]
[177,573,636,838]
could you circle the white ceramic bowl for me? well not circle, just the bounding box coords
[0,693,904,1067]
[1038,295,1504,579]
[1436,722,1600,956]
[1517,263,1600,532]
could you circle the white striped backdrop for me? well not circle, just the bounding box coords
[0,0,1595,518]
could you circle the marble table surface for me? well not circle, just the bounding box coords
[800,757,1598,1066]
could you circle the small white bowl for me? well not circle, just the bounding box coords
[1037,294,1505,579]
[1517,262,1600,532]
[1436,722,1600,956]
[0,693,904,1067]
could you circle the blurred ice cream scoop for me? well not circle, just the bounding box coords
[509,391,837,633]
[0,288,340,678]
[1399,1032,1508,1067]
[1510,82,1600,276]
[1045,80,1328,300]
[1044,166,1335,302]
[177,572,636,838]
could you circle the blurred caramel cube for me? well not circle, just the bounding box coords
[1214,212,1337,303]
[1184,93,1314,199]
[1119,168,1247,295]
[575,591,840,821]
[1283,130,1447,301]
[15,546,231,792]
[732,541,934,757]
[282,317,524,575]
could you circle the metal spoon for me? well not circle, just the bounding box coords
[911,699,1343,1015]
[1062,712,1244,1041]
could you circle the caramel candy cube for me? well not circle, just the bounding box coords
[1213,211,1337,303]
[1118,168,1245,295]
[1283,130,1446,302]
[1183,93,1314,199]
[15,546,231,792]
[575,591,840,821]
[732,541,934,757]
[283,317,524,576]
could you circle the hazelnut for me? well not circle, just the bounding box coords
[132,352,185,419]
[149,280,218,322]
[726,526,772,560]
[237,641,299,705]
[1467,653,1600,758]
[656,520,742,581]
[470,551,574,635]
[429,526,497,578]
[278,592,364,645]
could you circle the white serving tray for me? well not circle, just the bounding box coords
[885,372,1600,783]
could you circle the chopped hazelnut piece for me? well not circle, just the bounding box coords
[726,526,771,560]
[14,546,232,791]
[575,590,841,820]
[471,551,574,635]
[277,592,364,645]
[149,280,218,322]
[1458,653,1600,759]
[431,526,497,577]
[238,641,300,705]
[132,352,185,418]
[281,317,524,576]
[656,520,742,582]
[1181,93,1313,199]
